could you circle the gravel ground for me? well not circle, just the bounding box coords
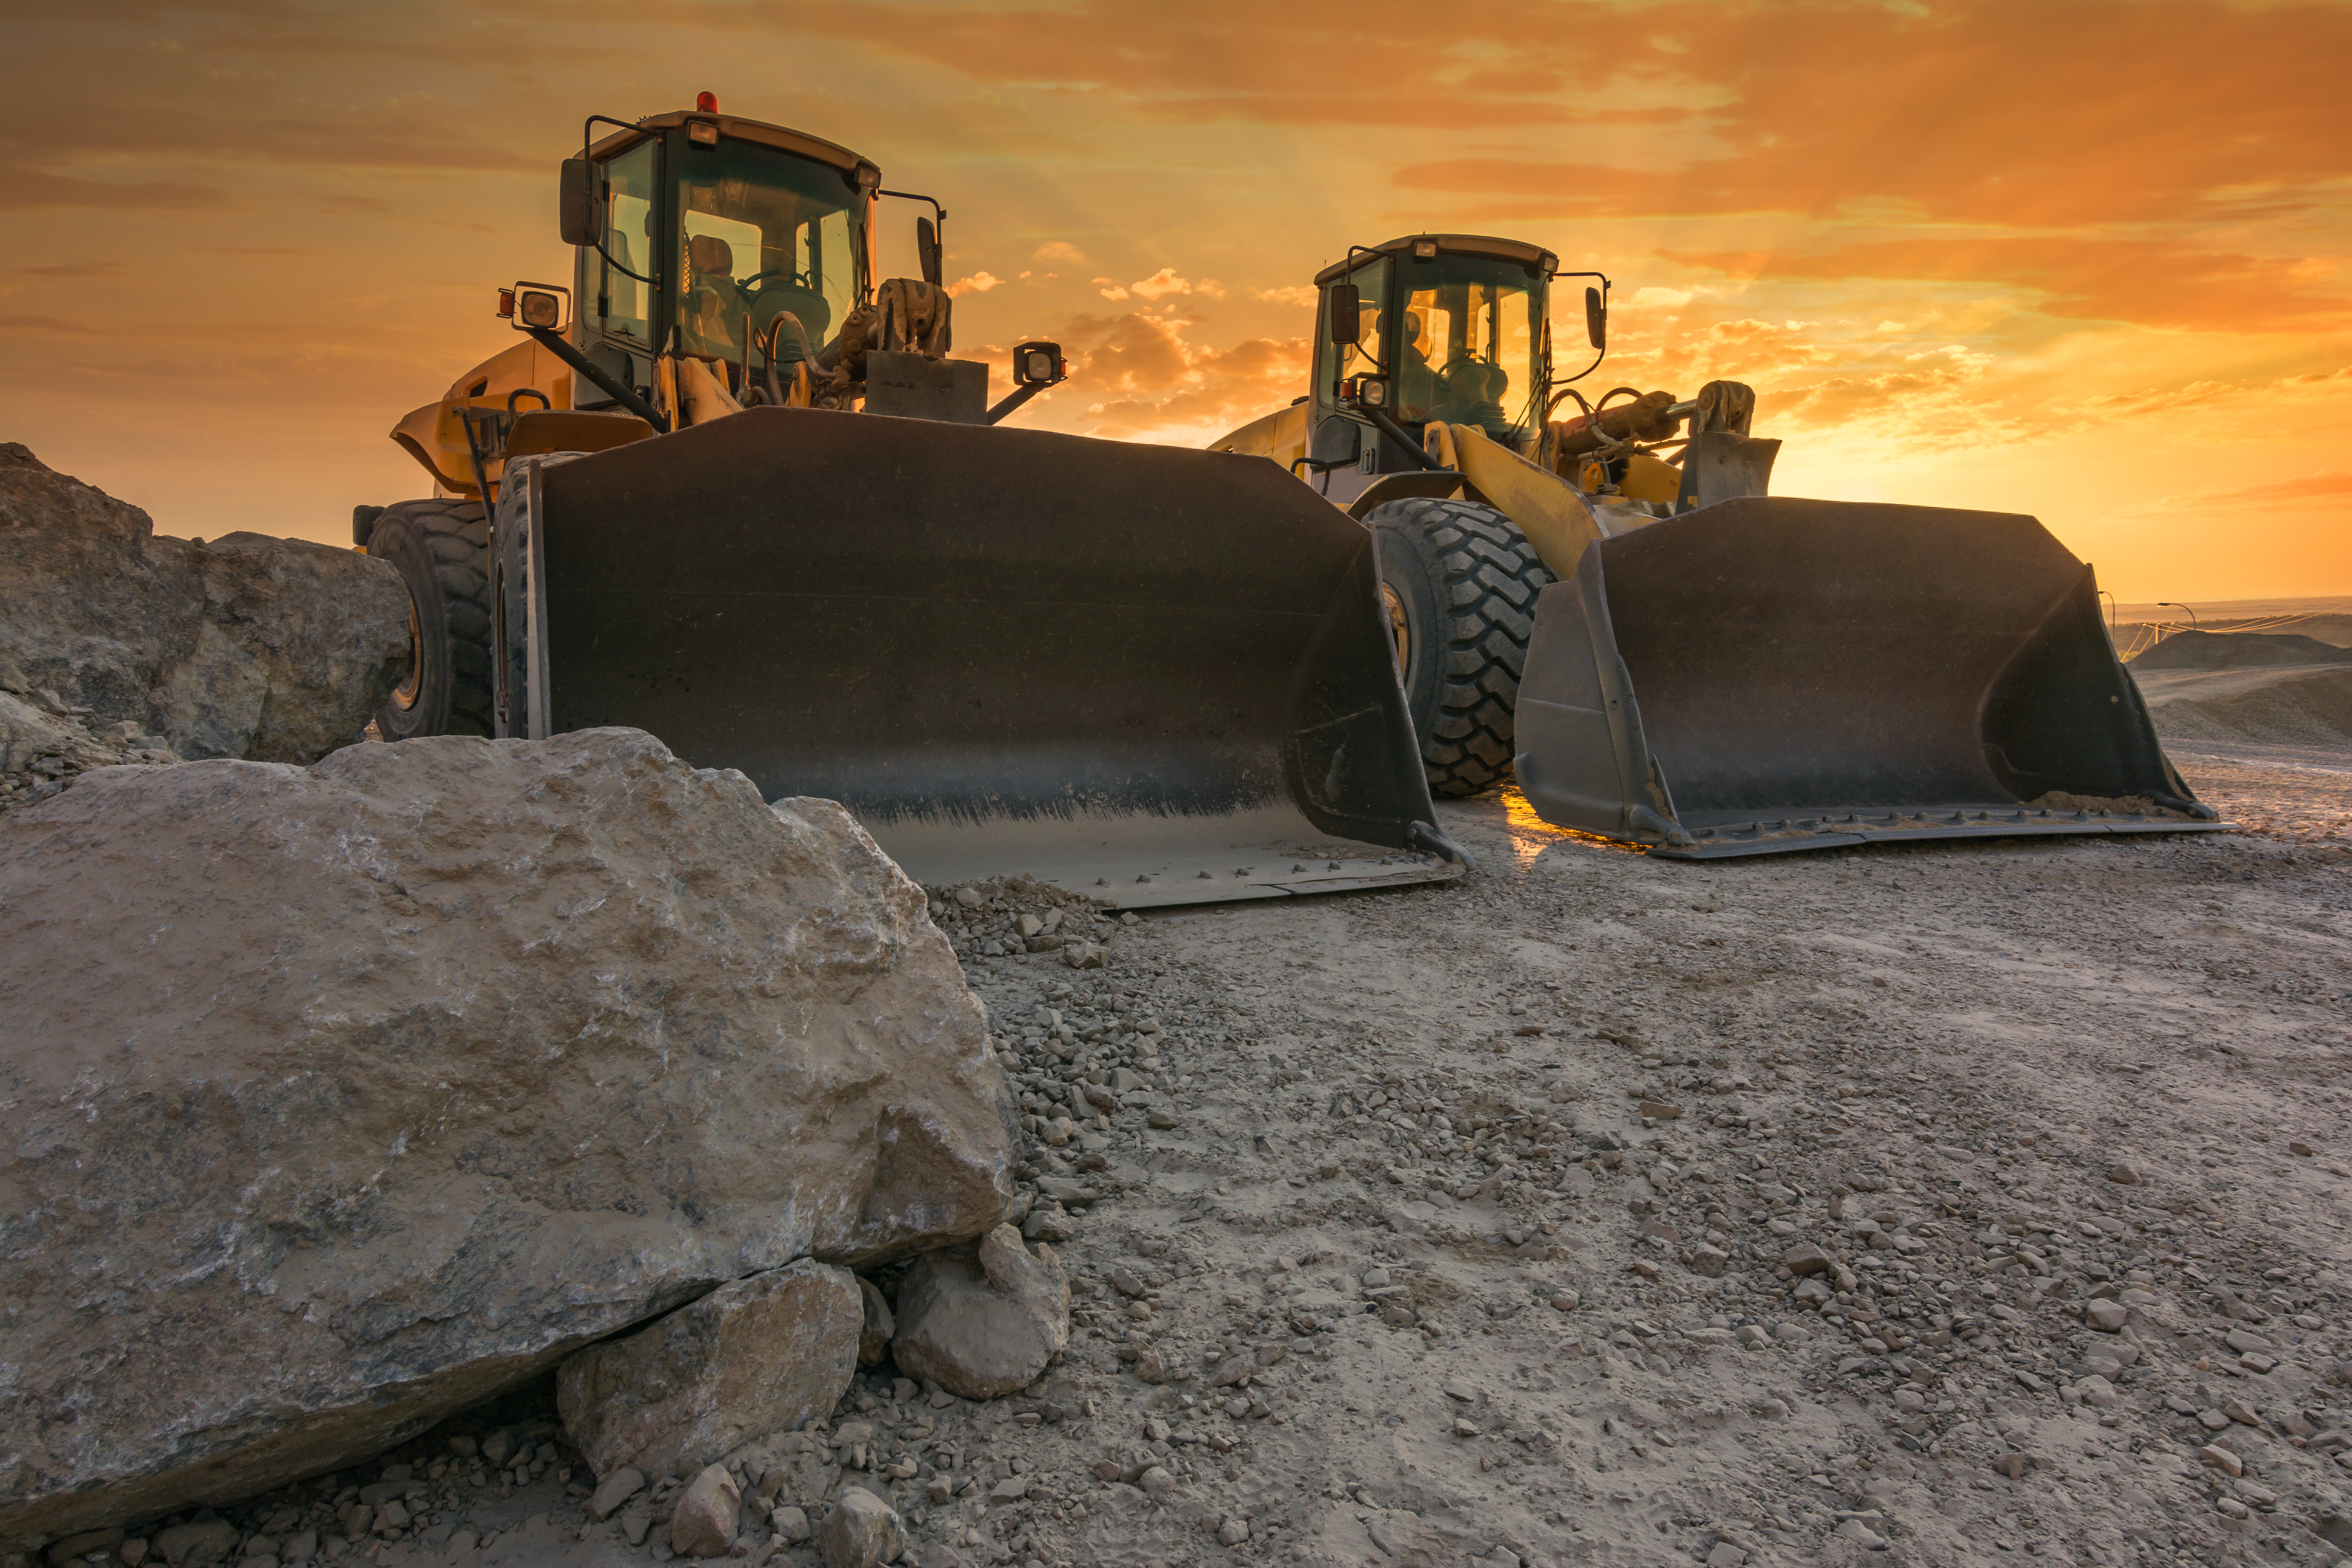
[70,751,2352,1568]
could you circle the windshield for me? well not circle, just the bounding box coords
[674,139,863,364]
[1395,257,1541,445]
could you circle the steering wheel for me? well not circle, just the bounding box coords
[1437,352,1506,404]
[734,266,817,296]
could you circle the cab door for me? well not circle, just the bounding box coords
[1308,256,1390,504]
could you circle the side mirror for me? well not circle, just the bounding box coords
[1328,282,1361,344]
[559,158,597,247]
[1584,285,1607,351]
[916,217,943,287]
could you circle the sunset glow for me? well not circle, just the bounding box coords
[5,0,2347,601]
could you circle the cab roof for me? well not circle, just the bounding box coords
[588,111,879,187]
[1314,235,1558,287]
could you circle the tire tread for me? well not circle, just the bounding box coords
[1365,496,1552,797]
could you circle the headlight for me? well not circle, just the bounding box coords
[503,281,571,333]
[1359,378,1388,408]
[1011,340,1065,387]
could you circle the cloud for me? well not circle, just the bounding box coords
[948,271,1001,297]
[1375,2,2352,229]
[1093,277,1130,300]
[1251,285,1318,307]
[0,167,235,212]
[1131,269,1194,300]
[1033,240,1087,264]
[20,260,128,278]
[2203,470,2352,507]
[775,0,2352,241]
[2101,468,2352,523]
[980,310,1309,445]
[1662,239,2352,333]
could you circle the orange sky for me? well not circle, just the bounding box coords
[4,0,2348,601]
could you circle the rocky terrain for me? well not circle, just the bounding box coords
[0,444,405,813]
[15,734,2343,1568]
[6,471,2347,1568]
[0,731,1022,1548]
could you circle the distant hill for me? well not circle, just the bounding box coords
[2134,665,2352,746]
[2132,629,2352,671]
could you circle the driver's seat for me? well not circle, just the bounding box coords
[683,234,740,357]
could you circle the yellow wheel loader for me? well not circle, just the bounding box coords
[354,98,1467,902]
[1213,234,2228,857]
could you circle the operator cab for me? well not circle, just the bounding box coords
[1306,236,1557,505]
[566,105,882,411]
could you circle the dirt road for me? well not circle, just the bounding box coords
[146,760,2352,1568]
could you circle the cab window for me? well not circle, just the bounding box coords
[675,138,863,366]
[594,141,657,348]
[1396,258,1540,445]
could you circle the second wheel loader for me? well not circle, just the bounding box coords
[1214,234,2227,857]
[352,98,1466,904]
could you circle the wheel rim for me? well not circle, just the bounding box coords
[1382,582,1410,677]
[392,594,423,710]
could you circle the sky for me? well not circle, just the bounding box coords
[3,0,2348,602]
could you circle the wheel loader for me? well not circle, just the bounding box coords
[352,97,1466,904]
[1212,234,2229,857]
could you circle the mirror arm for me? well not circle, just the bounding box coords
[877,190,948,285]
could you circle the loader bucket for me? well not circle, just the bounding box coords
[515,407,1463,904]
[1513,496,2231,858]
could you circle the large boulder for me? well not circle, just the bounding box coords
[0,729,1015,1546]
[0,443,407,769]
[889,1225,1070,1399]
[557,1258,863,1482]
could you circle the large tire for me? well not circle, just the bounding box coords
[366,497,493,739]
[1364,496,1552,797]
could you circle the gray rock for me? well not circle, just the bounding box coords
[586,1468,646,1523]
[818,1489,901,1568]
[1034,1176,1095,1207]
[1833,1517,1886,1550]
[857,1278,895,1368]
[890,1225,1070,1399]
[769,1508,811,1544]
[46,1529,123,1566]
[670,1464,740,1558]
[1783,1243,1833,1276]
[561,1259,861,1481]
[2084,1299,2130,1332]
[0,445,405,766]
[0,731,1015,1544]
[153,1523,238,1568]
